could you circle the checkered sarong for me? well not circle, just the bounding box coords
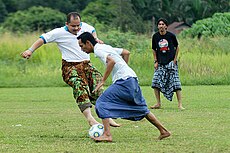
[151,61,181,101]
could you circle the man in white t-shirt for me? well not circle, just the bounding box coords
[21,12,120,127]
[77,32,171,142]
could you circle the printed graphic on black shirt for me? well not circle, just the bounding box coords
[158,39,169,53]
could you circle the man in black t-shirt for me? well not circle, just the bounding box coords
[151,18,185,110]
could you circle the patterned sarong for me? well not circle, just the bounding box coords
[62,59,103,112]
[151,61,181,101]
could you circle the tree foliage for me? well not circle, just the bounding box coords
[110,0,146,33]
[81,0,114,25]
[131,0,230,25]
[0,0,229,34]
[0,0,7,22]
[82,0,149,33]
[180,12,230,38]
[1,0,93,14]
[2,6,66,32]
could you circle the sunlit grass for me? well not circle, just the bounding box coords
[0,86,229,152]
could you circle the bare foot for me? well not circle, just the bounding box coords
[150,104,161,109]
[109,118,121,127]
[178,106,185,110]
[158,131,171,140]
[93,135,113,142]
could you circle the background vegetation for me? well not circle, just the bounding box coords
[1,6,66,32]
[0,29,229,87]
[180,12,230,38]
[0,0,229,33]
[0,1,229,87]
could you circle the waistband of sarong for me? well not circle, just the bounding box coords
[62,59,90,66]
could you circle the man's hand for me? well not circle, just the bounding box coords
[20,50,33,59]
[154,62,158,69]
[93,81,105,93]
[96,38,104,44]
[173,59,177,64]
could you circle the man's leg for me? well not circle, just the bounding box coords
[108,118,121,127]
[145,112,171,140]
[150,88,161,109]
[62,62,101,126]
[92,118,112,142]
[64,69,99,126]
[88,63,120,127]
[82,107,99,126]
[176,90,185,110]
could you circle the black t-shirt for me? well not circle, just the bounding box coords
[152,31,178,65]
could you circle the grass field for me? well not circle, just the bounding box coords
[0,86,230,153]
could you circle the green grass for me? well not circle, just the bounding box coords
[0,86,229,153]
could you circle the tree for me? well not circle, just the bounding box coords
[16,0,88,14]
[82,0,147,33]
[0,0,7,22]
[2,0,18,13]
[180,12,230,38]
[1,0,94,20]
[110,0,146,33]
[2,6,66,32]
[131,0,230,26]
[81,0,114,25]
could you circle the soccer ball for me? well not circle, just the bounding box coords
[88,123,104,138]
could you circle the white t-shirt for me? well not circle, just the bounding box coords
[40,22,95,62]
[94,43,137,83]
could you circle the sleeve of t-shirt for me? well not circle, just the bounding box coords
[112,48,123,55]
[40,28,59,44]
[152,34,157,50]
[83,22,96,33]
[171,34,178,47]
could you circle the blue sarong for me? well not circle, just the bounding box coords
[95,77,150,121]
[152,61,182,101]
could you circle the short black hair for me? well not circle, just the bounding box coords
[77,32,97,46]
[157,18,168,26]
[67,12,81,23]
